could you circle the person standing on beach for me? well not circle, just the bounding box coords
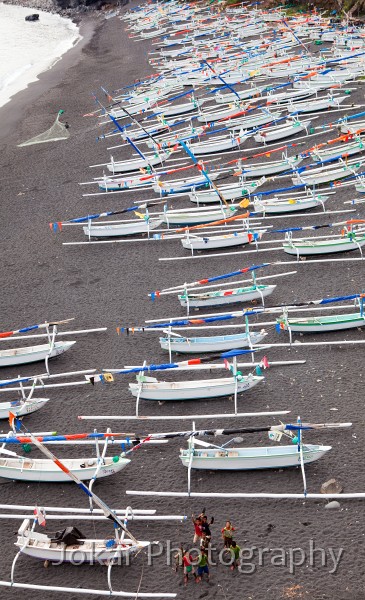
[229,541,240,570]
[192,513,203,545]
[201,515,214,548]
[221,520,235,548]
[196,549,210,583]
[182,550,197,585]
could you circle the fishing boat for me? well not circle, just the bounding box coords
[187,134,241,156]
[181,229,263,250]
[254,119,311,143]
[0,453,130,483]
[340,118,365,134]
[293,68,362,88]
[159,99,203,118]
[163,206,236,226]
[15,519,149,563]
[152,172,219,195]
[291,161,361,185]
[0,398,49,420]
[214,86,264,103]
[98,175,154,192]
[312,139,365,162]
[239,155,303,178]
[159,330,268,353]
[189,178,265,204]
[253,194,329,214]
[288,94,346,113]
[83,218,163,238]
[107,151,170,174]
[0,341,75,368]
[179,444,331,470]
[276,311,365,333]
[178,284,276,308]
[282,230,365,255]
[229,111,281,132]
[129,374,264,401]
[197,104,249,123]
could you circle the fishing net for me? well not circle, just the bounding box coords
[17,110,69,147]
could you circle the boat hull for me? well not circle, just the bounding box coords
[253,196,328,214]
[0,456,130,482]
[83,219,163,238]
[163,208,235,226]
[15,522,149,563]
[181,231,253,250]
[0,398,49,420]
[0,341,75,368]
[159,331,267,353]
[179,444,331,470]
[283,237,365,255]
[178,284,276,308]
[277,312,365,332]
[129,375,263,401]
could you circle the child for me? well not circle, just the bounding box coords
[192,513,203,545]
[221,520,235,548]
[201,515,214,546]
[196,549,210,583]
[182,550,197,585]
[173,545,184,573]
[229,540,240,570]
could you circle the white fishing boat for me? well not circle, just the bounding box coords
[129,374,264,401]
[292,161,361,185]
[107,152,169,174]
[266,61,317,78]
[253,194,329,214]
[98,175,154,192]
[339,118,365,134]
[312,139,365,162]
[0,341,75,368]
[179,444,331,470]
[121,123,169,142]
[277,311,365,333]
[0,453,130,483]
[240,155,303,178]
[214,86,264,103]
[181,229,263,250]
[266,88,317,104]
[152,172,219,194]
[110,102,152,118]
[163,206,236,226]
[0,398,49,420]
[283,231,365,255]
[83,218,163,238]
[178,284,276,308]
[288,94,346,113]
[187,135,241,156]
[159,330,268,353]
[254,119,311,143]
[189,178,264,204]
[159,99,203,118]
[197,104,248,123]
[229,111,281,132]
[15,519,149,563]
[293,68,362,88]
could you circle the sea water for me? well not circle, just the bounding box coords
[0,2,81,108]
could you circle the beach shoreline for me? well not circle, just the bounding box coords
[0,13,101,143]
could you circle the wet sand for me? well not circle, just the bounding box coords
[0,4,365,599]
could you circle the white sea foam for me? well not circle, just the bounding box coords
[0,2,81,108]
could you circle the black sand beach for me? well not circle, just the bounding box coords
[0,4,365,598]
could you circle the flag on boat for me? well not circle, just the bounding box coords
[34,506,46,527]
[8,412,22,432]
